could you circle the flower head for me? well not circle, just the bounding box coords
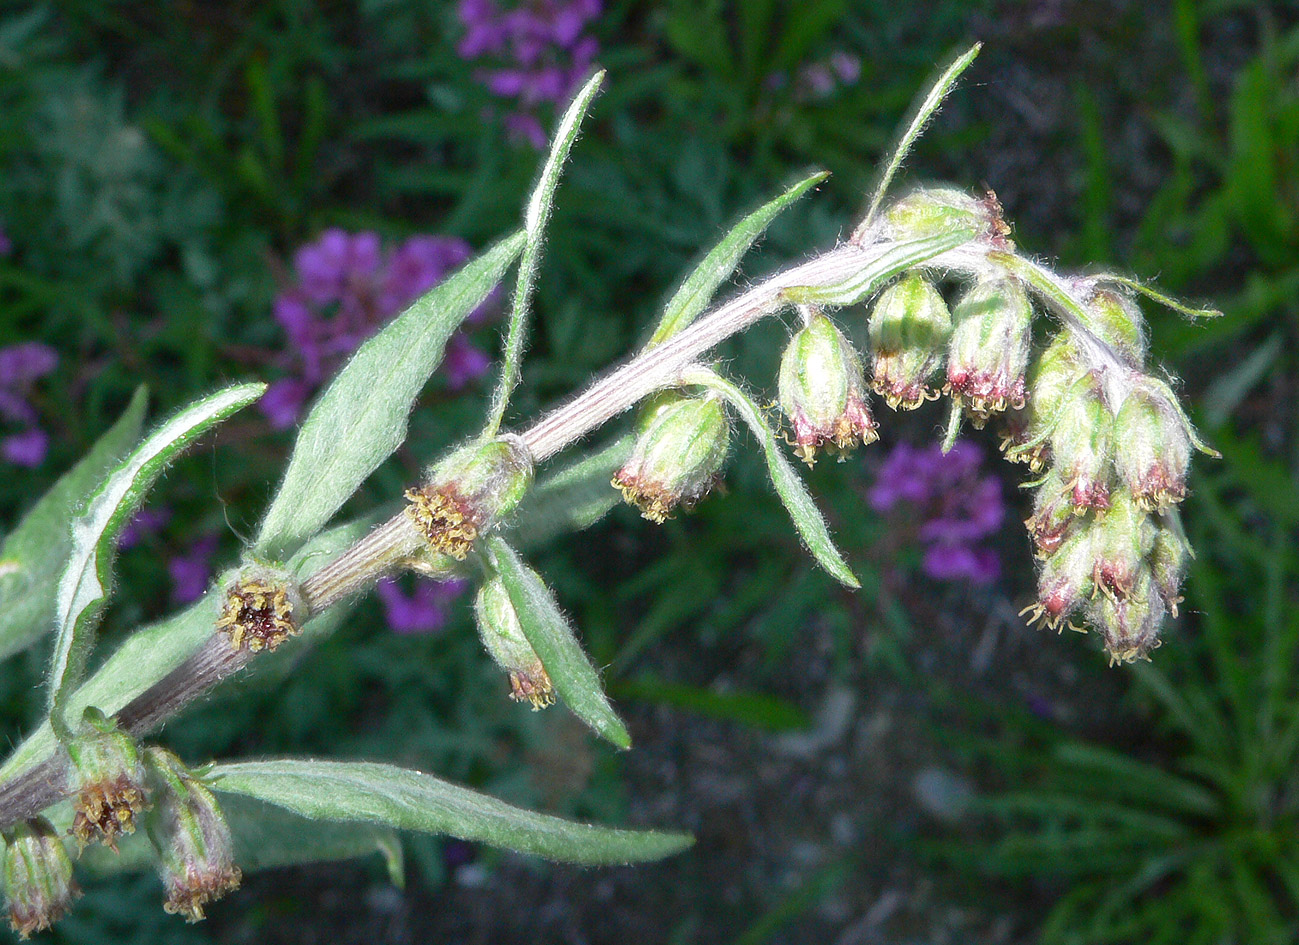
[779,310,877,463]
[3,818,79,938]
[613,394,730,522]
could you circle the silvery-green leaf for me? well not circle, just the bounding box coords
[0,517,370,784]
[855,43,982,235]
[485,535,630,749]
[76,793,404,886]
[256,231,526,561]
[208,759,692,865]
[681,367,859,589]
[47,382,264,737]
[783,230,972,307]
[647,170,829,347]
[509,435,631,547]
[485,70,604,435]
[0,386,147,662]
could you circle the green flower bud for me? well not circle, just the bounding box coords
[1113,383,1190,511]
[474,577,553,710]
[1087,566,1165,664]
[215,563,304,654]
[1024,527,1096,631]
[406,435,534,560]
[65,710,148,850]
[1026,468,1078,559]
[868,273,951,410]
[882,186,1012,247]
[1048,375,1116,513]
[1089,490,1155,602]
[3,819,79,938]
[144,749,240,923]
[1075,281,1148,367]
[1002,333,1086,470]
[778,311,877,464]
[613,393,730,522]
[1149,510,1192,617]
[946,275,1033,424]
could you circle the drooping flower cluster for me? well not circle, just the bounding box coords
[456,0,602,148]
[263,230,493,429]
[868,441,1004,584]
[0,342,57,468]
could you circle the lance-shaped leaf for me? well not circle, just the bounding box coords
[681,367,859,589]
[485,535,630,749]
[256,231,526,561]
[0,386,147,662]
[0,516,372,784]
[46,382,264,738]
[208,759,692,865]
[782,229,973,308]
[647,170,829,347]
[855,43,982,236]
[484,70,604,435]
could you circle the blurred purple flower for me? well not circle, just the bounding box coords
[169,535,219,605]
[869,440,1004,585]
[118,506,173,550]
[261,231,493,429]
[0,342,57,467]
[456,0,602,148]
[0,228,11,257]
[376,576,468,635]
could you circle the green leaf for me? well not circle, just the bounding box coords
[508,435,631,548]
[614,675,810,733]
[647,170,829,347]
[208,759,692,865]
[46,382,264,738]
[782,229,974,307]
[485,535,631,749]
[681,368,859,588]
[856,43,982,235]
[0,386,147,662]
[0,517,371,784]
[485,70,604,435]
[256,231,526,561]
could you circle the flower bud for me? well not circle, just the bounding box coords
[1074,281,1148,367]
[1087,566,1165,664]
[1025,469,1078,559]
[1048,375,1116,513]
[144,749,240,922]
[1149,510,1191,616]
[868,273,951,409]
[406,435,534,560]
[613,393,729,522]
[778,311,877,464]
[1089,490,1155,602]
[215,564,304,653]
[945,275,1032,424]
[65,710,148,850]
[1024,527,1096,631]
[881,186,1012,247]
[474,577,553,709]
[3,819,79,938]
[1113,384,1190,511]
[1001,333,1086,470]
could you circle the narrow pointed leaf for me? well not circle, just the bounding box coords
[257,231,526,560]
[648,170,829,347]
[682,368,859,588]
[485,70,604,434]
[855,43,981,235]
[485,535,631,749]
[0,515,368,784]
[47,382,264,735]
[0,386,147,662]
[208,759,693,865]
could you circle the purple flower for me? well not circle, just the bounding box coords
[2,428,47,468]
[261,232,493,428]
[869,440,1004,585]
[118,506,173,550]
[376,576,468,635]
[0,342,57,468]
[444,336,492,390]
[169,535,219,605]
[0,227,12,257]
[456,0,602,148]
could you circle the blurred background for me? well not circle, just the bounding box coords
[0,0,1295,942]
